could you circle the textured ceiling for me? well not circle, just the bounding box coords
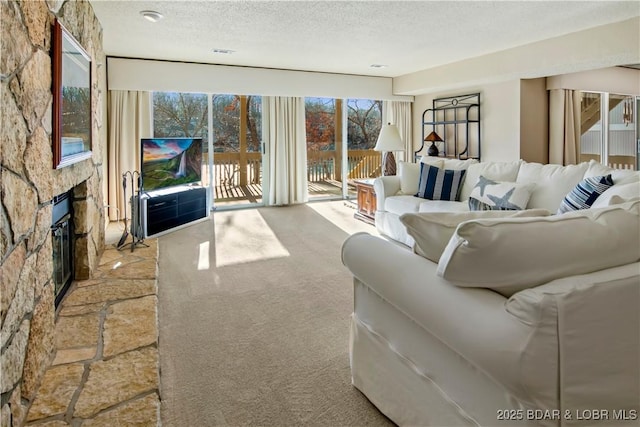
[90,1,640,78]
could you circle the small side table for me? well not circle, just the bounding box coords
[354,178,376,225]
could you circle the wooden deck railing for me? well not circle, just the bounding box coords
[210,151,263,186]
[346,150,382,179]
[208,150,381,187]
[204,149,381,203]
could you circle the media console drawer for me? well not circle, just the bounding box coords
[140,186,207,237]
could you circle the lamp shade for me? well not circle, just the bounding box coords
[374,123,404,152]
[424,131,443,143]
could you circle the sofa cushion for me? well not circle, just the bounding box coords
[584,159,640,184]
[418,200,468,213]
[468,176,533,210]
[591,181,640,208]
[440,157,479,170]
[459,160,522,201]
[400,209,551,262]
[419,156,477,171]
[419,156,446,167]
[384,195,422,215]
[415,163,466,201]
[436,200,640,297]
[557,174,614,214]
[515,162,589,212]
[397,161,422,195]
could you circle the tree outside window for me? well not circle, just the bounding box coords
[305,97,336,151]
[347,99,382,149]
[153,92,208,139]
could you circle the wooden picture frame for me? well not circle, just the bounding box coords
[52,20,92,169]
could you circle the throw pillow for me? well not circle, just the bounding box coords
[436,200,640,297]
[515,162,590,212]
[400,209,551,263]
[591,181,640,208]
[398,161,421,195]
[459,160,522,201]
[557,174,614,214]
[415,163,466,201]
[468,176,533,210]
[468,198,514,211]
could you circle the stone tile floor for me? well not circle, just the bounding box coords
[25,237,160,426]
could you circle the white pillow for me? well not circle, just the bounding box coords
[584,160,640,185]
[419,156,445,168]
[419,156,478,171]
[398,161,421,195]
[400,209,551,263]
[515,162,589,212]
[459,160,522,201]
[591,181,640,208]
[468,177,534,210]
[437,200,640,297]
[441,157,479,170]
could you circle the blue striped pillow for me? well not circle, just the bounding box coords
[415,163,466,201]
[557,174,614,214]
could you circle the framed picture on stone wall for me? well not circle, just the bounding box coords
[52,19,92,169]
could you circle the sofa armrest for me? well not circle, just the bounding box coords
[373,176,401,212]
[506,263,640,413]
[341,233,554,407]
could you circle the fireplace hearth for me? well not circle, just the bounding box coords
[51,191,74,306]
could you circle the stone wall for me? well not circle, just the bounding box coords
[0,1,106,425]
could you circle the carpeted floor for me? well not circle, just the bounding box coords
[157,201,394,426]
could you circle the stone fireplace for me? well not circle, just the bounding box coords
[0,1,106,425]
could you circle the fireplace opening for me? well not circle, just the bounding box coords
[52,191,74,307]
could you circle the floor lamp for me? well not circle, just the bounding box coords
[374,123,404,176]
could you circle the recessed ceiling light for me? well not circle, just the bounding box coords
[212,48,235,55]
[140,10,163,22]
[369,64,388,69]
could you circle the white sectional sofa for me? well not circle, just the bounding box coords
[374,158,640,246]
[342,159,640,426]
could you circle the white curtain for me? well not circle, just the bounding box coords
[383,100,413,162]
[107,90,152,221]
[263,96,308,206]
[549,89,581,165]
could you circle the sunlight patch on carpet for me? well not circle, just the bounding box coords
[214,209,289,267]
[307,201,380,236]
[197,241,210,270]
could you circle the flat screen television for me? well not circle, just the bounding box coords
[141,137,203,192]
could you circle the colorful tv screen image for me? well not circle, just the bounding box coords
[141,138,203,191]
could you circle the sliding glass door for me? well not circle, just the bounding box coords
[303,97,382,200]
[607,94,636,170]
[210,95,263,209]
[305,97,342,199]
[152,92,383,207]
[580,91,637,170]
[346,99,383,198]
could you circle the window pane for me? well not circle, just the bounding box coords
[579,92,602,164]
[246,95,262,152]
[608,94,636,170]
[306,97,336,150]
[305,97,339,198]
[347,99,382,149]
[347,99,382,179]
[153,92,209,191]
[211,95,263,207]
[211,94,240,153]
[153,92,208,140]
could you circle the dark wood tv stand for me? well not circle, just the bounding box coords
[138,185,208,237]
